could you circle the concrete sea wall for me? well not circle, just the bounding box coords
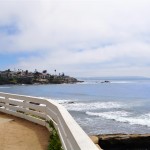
[0,92,99,150]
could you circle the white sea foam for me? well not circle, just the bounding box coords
[86,111,150,127]
[62,101,124,111]
[78,81,99,85]
[111,81,134,84]
[55,99,75,104]
[37,97,74,105]
[78,80,135,84]
[0,87,10,88]
[86,111,130,118]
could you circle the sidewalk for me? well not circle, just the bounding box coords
[0,112,49,150]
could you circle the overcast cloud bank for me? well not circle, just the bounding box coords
[0,0,150,77]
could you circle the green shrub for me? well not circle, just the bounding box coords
[48,120,63,150]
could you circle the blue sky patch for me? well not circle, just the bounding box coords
[0,23,20,35]
[0,51,42,70]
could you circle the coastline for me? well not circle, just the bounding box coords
[0,76,83,85]
[0,69,83,85]
[0,77,150,149]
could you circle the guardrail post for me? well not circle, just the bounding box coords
[4,94,9,111]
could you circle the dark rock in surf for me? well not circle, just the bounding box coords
[101,80,110,83]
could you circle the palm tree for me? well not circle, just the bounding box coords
[25,70,28,75]
[54,69,56,75]
[43,70,47,74]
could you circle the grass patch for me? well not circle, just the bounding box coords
[29,114,45,120]
[48,120,63,150]
[17,110,25,114]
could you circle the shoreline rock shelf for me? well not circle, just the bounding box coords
[90,134,150,150]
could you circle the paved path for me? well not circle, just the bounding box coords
[0,112,49,150]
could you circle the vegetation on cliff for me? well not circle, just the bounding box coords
[0,69,82,85]
[48,120,63,150]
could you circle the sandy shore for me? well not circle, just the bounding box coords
[0,112,49,150]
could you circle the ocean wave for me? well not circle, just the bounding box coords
[62,101,124,111]
[38,98,124,111]
[0,87,10,88]
[37,97,75,104]
[78,81,100,85]
[86,111,150,127]
[86,111,130,117]
[55,99,76,104]
[78,80,136,84]
[111,81,134,84]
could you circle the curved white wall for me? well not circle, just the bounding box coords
[0,92,100,150]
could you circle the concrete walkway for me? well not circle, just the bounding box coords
[0,112,49,150]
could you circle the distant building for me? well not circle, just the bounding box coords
[0,70,16,78]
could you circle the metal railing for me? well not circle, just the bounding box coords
[0,92,99,150]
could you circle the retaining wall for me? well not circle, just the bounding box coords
[0,92,99,150]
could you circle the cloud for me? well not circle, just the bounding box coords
[0,0,150,76]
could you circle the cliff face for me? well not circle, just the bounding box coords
[90,134,150,150]
[0,70,83,85]
[0,75,82,85]
[49,76,80,84]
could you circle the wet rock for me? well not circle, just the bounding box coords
[96,134,150,150]
[49,76,83,84]
[67,101,75,104]
[101,80,110,83]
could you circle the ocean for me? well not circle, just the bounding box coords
[0,77,150,135]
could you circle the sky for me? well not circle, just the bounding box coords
[0,0,150,77]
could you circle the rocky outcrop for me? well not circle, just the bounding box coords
[0,69,83,85]
[48,76,83,84]
[0,75,83,85]
[101,80,110,83]
[91,134,150,150]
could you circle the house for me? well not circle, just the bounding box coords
[0,70,16,78]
